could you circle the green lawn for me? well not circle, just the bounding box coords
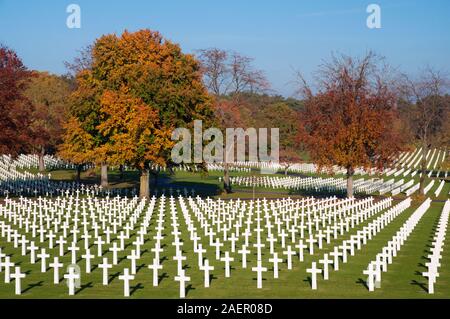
[1,167,448,299]
[0,198,448,299]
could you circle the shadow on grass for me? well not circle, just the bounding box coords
[209,274,218,285]
[158,272,169,284]
[182,264,191,271]
[108,271,121,284]
[411,280,428,293]
[356,278,369,290]
[136,263,146,274]
[130,283,144,296]
[304,276,312,288]
[21,281,44,294]
[185,284,195,297]
[154,179,222,197]
[76,281,94,295]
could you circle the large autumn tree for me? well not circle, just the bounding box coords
[297,52,405,197]
[0,45,34,156]
[25,71,72,171]
[97,86,173,197]
[60,29,213,198]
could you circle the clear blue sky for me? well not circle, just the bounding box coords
[1,0,449,96]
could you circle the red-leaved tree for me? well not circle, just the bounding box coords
[0,45,34,156]
[297,52,405,197]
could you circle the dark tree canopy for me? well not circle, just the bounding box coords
[0,45,34,156]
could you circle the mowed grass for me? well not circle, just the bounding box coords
[34,167,450,202]
[0,197,448,299]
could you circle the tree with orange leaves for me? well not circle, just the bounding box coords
[59,29,213,198]
[97,87,173,197]
[58,117,95,182]
[297,52,405,197]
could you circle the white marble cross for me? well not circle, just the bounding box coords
[98,257,112,286]
[253,242,265,261]
[195,244,206,268]
[119,268,135,297]
[127,250,139,274]
[269,252,282,279]
[295,240,307,262]
[306,235,317,255]
[10,266,25,295]
[148,258,162,287]
[109,242,120,265]
[283,245,296,270]
[49,257,63,284]
[27,242,39,264]
[3,256,14,283]
[64,267,80,296]
[220,251,234,278]
[200,259,214,288]
[56,236,67,257]
[82,249,94,273]
[238,245,250,268]
[306,262,322,290]
[95,236,105,257]
[211,239,223,260]
[330,247,342,271]
[252,260,267,289]
[363,262,377,292]
[20,236,29,256]
[173,252,187,275]
[174,269,191,298]
[319,253,333,280]
[423,270,439,294]
[68,242,80,264]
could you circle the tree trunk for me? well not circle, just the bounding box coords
[224,163,232,193]
[38,146,45,172]
[346,167,354,198]
[76,165,82,183]
[140,169,150,199]
[100,163,108,187]
[153,171,158,187]
[419,144,428,195]
[223,143,233,193]
[119,164,124,180]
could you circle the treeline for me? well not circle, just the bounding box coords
[1,29,449,198]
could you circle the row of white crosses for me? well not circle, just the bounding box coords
[0,193,202,298]
[170,196,192,298]
[434,180,445,197]
[0,160,92,198]
[0,154,141,197]
[422,199,449,294]
[150,194,393,295]
[307,197,412,290]
[3,154,76,171]
[0,194,152,296]
[211,161,341,175]
[0,192,417,298]
[206,163,251,173]
[1,158,197,198]
[374,148,448,180]
[229,175,396,196]
[363,198,432,292]
[0,194,361,296]
[182,195,395,291]
[0,247,26,295]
